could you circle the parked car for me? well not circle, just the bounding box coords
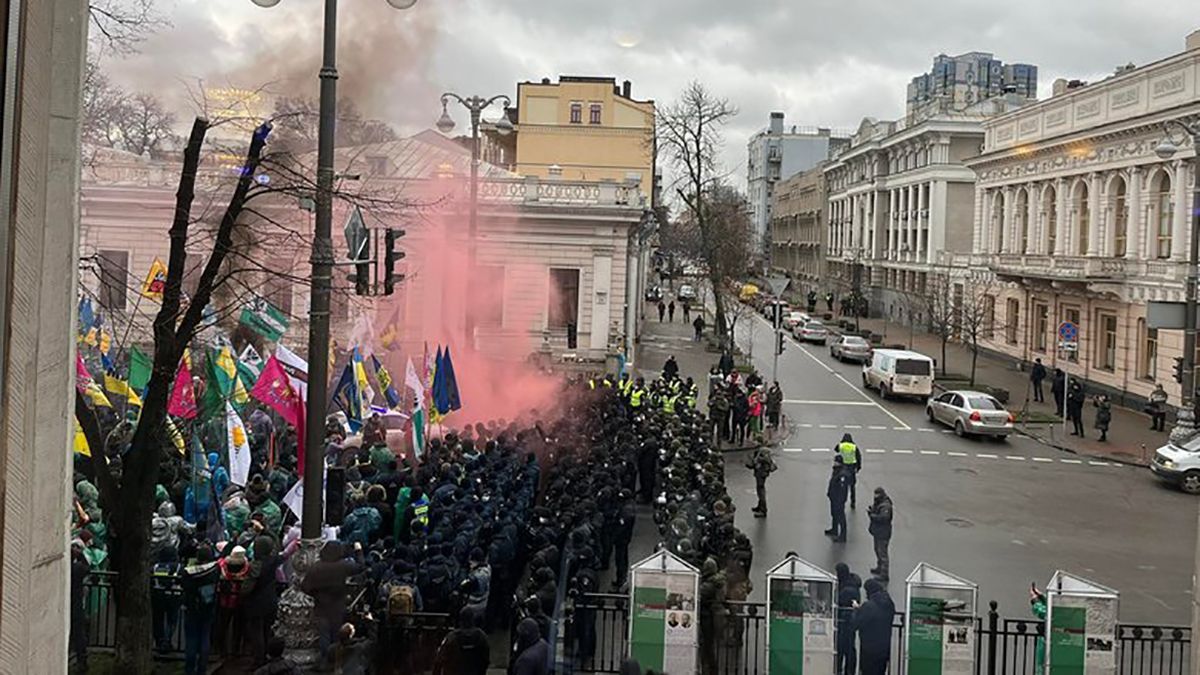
[645,286,663,302]
[782,311,809,331]
[1150,434,1200,494]
[796,321,828,344]
[761,300,791,321]
[830,334,872,363]
[926,390,1014,439]
[678,284,697,301]
[862,349,935,400]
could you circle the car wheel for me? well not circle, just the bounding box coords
[954,420,967,438]
[862,373,871,390]
[994,435,1008,443]
[1182,471,1200,495]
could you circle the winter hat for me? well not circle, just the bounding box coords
[227,545,248,566]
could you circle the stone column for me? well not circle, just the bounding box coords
[1002,186,1016,253]
[973,185,985,255]
[1172,159,1189,260]
[1128,166,1143,259]
[1054,178,1069,255]
[907,185,916,259]
[888,189,897,260]
[1026,182,1040,254]
[918,182,928,261]
[1087,173,1102,256]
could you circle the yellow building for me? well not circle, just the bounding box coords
[502,76,655,198]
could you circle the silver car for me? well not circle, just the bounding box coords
[830,335,872,363]
[926,390,1014,439]
[796,321,828,345]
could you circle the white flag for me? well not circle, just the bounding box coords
[275,344,309,402]
[238,344,264,380]
[404,357,424,403]
[225,402,252,487]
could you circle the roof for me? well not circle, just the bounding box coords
[871,349,933,360]
[334,132,518,180]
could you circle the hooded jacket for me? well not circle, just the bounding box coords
[853,578,896,657]
[510,618,550,675]
[431,609,490,675]
[300,541,361,620]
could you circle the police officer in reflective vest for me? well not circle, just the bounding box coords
[662,390,679,414]
[835,432,862,509]
[628,378,647,411]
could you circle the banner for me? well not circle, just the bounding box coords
[1045,572,1117,675]
[225,402,252,487]
[765,556,836,675]
[629,552,698,675]
[128,346,152,392]
[168,361,199,419]
[275,344,309,401]
[906,564,978,675]
[239,297,289,342]
[140,258,168,300]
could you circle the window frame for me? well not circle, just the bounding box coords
[569,101,583,125]
[97,249,130,311]
[547,267,581,329]
[588,102,602,125]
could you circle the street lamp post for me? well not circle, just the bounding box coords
[435,94,512,349]
[249,0,414,661]
[1154,117,1200,673]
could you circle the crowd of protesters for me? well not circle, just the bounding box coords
[706,350,783,449]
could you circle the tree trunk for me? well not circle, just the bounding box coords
[112,503,154,672]
[970,346,979,386]
[711,275,729,350]
[941,338,948,377]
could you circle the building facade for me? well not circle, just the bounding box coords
[500,76,656,198]
[960,30,1200,406]
[823,113,990,322]
[747,113,848,254]
[769,166,827,290]
[907,52,1038,121]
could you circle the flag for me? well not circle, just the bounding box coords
[140,257,168,300]
[99,330,111,356]
[331,359,363,433]
[405,357,426,459]
[203,346,249,414]
[105,372,142,407]
[78,297,95,334]
[76,353,112,408]
[372,354,401,408]
[429,346,444,423]
[353,348,375,408]
[165,418,186,456]
[237,344,264,387]
[225,401,251,487]
[128,346,152,392]
[168,360,199,419]
[74,421,91,457]
[251,355,306,475]
[404,357,425,404]
[239,297,289,342]
[442,347,462,412]
[275,344,309,402]
[432,347,462,416]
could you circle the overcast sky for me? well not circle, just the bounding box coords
[102,0,1199,184]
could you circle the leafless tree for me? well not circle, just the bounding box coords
[922,271,957,376]
[956,273,996,386]
[656,81,741,349]
[271,96,398,157]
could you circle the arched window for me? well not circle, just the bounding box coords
[1074,181,1090,255]
[1043,185,1057,253]
[1016,188,1030,253]
[1111,176,1128,257]
[1154,171,1173,259]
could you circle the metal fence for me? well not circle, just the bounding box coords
[562,594,1191,675]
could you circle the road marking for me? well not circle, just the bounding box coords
[864,448,887,453]
[918,428,936,433]
[844,424,863,429]
[947,451,969,457]
[785,336,912,430]
[1006,455,1027,461]
[868,425,889,430]
[797,423,813,428]
[1088,460,1110,466]
[818,424,838,429]
[893,449,914,454]
[810,448,831,453]
[941,430,955,434]
[782,448,806,453]
[892,426,908,431]
[1032,457,1054,463]
[919,450,941,456]
[783,400,877,406]
[977,453,999,459]
[1060,459,1083,464]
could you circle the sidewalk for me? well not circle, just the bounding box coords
[831,315,1166,465]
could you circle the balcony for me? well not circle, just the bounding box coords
[988,254,1185,284]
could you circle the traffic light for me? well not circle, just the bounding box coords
[1174,357,1185,384]
[353,229,370,296]
[384,228,406,295]
[776,331,786,356]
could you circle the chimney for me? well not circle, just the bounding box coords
[1188,29,1200,52]
[541,77,550,84]
[769,112,784,135]
[622,80,632,98]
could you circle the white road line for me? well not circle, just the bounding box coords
[947,451,969,457]
[864,448,887,453]
[782,400,877,406]
[1006,455,1027,461]
[797,423,813,428]
[977,453,999,459]
[893,449,914,454]
[810,448,831,453]
[918,428,936,433]
[786,339,912,430]
[940,430,954,434]
[782,448,806,453]
[1060,459,1083,464]
[892,426,908,431]
[844,425,863,429]
[1031,457,1054,463]
[919,450,941,456]
[868,425,888,430]
[818,424,838,429]
[1088,460,1110,466]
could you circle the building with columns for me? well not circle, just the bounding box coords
[824,110,1002,321]
[769,165,827,291]
[958,29,1200,406]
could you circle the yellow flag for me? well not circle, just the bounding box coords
[99,331,111,355]
[141,257,168,300]
[104,373,143,407]
[165,418,186,456]
[73,421,91,456]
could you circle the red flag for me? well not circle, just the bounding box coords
[168,361,198,419]
[75,353,93,393]
[251,355,306,474]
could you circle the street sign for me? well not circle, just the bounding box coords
[766,276,791,297]
[1057,321,1078,343]
[343,206,368,261]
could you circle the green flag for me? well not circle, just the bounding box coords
[128,346,152,392]
[239,298,289,342]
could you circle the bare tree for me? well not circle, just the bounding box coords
[271,96,398,157]
[956,273,996,386]
[656,81,740,349]
[117,93,178,157]
[922,272,957,376]
[88,0,167,54]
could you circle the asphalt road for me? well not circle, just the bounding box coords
[722,310,1197,625]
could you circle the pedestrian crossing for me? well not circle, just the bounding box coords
[778,446,1122,467]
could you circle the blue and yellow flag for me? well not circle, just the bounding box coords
[371,354,401,408]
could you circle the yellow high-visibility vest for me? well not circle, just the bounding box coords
[630,388,645,408]
[838,441,858,466]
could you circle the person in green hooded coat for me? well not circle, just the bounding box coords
[1031,585,1048,670]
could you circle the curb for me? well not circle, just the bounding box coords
[1015,427,1150,468]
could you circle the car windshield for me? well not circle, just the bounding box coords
[967,396,1004,411]
[1180,435,1200,452]
[895,359,931,376]
[844,337,868,346]
[805,322,824,330]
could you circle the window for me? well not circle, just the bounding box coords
[1139,318,1157,381]
[569,101,582,124]
[589,103,602,125]
[477,265,505,328]
[896,359,931,376]
[98,249,129,311]
[1075,181,1090,255]
[983,295,995,339]
[263,272,293,316]
[1113,178,1128,257]
[1097,312,1117,371]
[1155,172,1173,259]
[548,268,580,328]
[1044,186,1057,253]
[1005,298,1019,344]
[1034,303,1048,352]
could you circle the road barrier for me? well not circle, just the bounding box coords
[562,593,1190,675]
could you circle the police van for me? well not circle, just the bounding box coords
[862,349,935,400]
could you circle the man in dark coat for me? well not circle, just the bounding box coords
[301,540,363,666]
[431,607,489,675]
[824,458,849,542]
[511,617,550,675]
[1030,358,1047,402]
[1067,380,1086,437]
[834,563,862,675]
[663,355,679,381]
[1051,368,1066,415]
[867,487,894,580]
[243,535,284,667]
[854,578,896,675]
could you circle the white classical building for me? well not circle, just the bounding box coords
[959,30,1200,405]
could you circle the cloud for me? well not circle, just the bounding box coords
[98,0,1199,184]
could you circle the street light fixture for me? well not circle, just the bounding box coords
[435,92,512,349]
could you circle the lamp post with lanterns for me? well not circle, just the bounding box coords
[248,0,415,662]
[435,93,512,348]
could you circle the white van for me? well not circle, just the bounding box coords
[1150,435,1200,494]
[862,349,936,400]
